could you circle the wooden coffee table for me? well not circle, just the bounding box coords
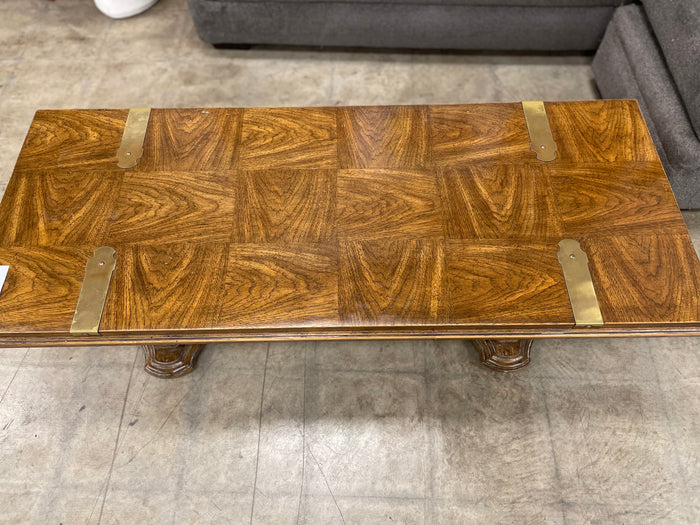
[1,100,698,377]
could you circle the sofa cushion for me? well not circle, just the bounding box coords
[190,0,619,50]
[642,0,700,138]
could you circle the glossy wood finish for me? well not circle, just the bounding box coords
[143,343,205,378]
[1,101,699,350]
[473,339,533,372]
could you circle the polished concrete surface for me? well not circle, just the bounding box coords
[0,0,698,523]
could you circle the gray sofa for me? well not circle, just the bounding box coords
[188,0,700,208]
[188,0,631,51]
[593,0,700,209]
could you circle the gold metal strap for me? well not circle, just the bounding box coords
[117,107,151,168]
[557,239,603,328]
[522,101,557,162]
[70,246,117,336]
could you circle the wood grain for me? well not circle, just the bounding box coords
[437,164,562,241]
[233,169,335,243]
[219,243,338,328]
[444,241,574,327]
[338,105,429,169]
[0,169,123,247]
[339,240,447,325]
[6,326,700,348]
[101,243,228,332]
[429,103,532,166]
[138,108,242,172]
[547,162,686,236]
[0,247,92,333]
[336,169,442,240]
[547,100,658,163]
[14,109,128,171]
[473,339,533,371]
[1,101,699,343]
[238,107,337,169]
[107,171,235,245]
[142,343,205,378]
[583,234,700,326]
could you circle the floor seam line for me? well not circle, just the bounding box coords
[541,376,568,525]
[0,347,29,406]
[249,343,271,525]
[423,342,433,525]
[296,344,308,524]
[92,348,139,525]
[649,344,691,490]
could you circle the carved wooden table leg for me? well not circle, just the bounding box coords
[142,344,206,378]
[472,339,533,372]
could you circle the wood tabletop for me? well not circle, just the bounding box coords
[1,100,699,346]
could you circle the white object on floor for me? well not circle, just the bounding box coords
[94,0,159,19]
[0,266,8,297]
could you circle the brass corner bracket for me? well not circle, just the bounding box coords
[70,246,117,336]
[522,101,557,162]
[557,239,603,328]
[117,107,151,168]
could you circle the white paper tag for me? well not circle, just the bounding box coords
[0,266,8,296]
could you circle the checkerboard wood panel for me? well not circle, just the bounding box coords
[1,101,698,344]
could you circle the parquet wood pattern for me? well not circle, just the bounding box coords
[437,165,562,241]
[238,107,337,170]
[107,171,236,245]
[546,100,658,163]
[14,110,128,171]
[138,108,242,172]
[547,162,686,236]
[336,169,442,240]
[1,100,699,344]
[444,241,573,327]
[429,103,532,166]
[233,169,335,243]
[338,105,430,169]
[220,243,338,328]
[102,243,228,331]
[583,234,700,326]
[339,240,447,325]
[0,247,92,333]
[0,169,123,247]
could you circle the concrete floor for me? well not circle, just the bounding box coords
[0,0,699,523]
